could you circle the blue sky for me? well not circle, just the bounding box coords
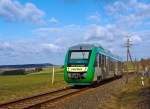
[0,0,150,65]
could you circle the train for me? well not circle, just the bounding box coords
[64,44,123,85]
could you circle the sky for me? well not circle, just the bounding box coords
[0,0,150,65]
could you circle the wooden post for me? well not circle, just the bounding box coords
[136,60,139,76]
[126,63,128,84]
[52,66,55,85]
[141,76,144,87]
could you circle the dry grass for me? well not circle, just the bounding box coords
[101,76,150,109]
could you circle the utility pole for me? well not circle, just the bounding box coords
[124,37,133,83]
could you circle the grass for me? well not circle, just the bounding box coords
[0,67,67,104]
[101,76,150,109]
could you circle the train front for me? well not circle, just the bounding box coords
[64,47,94,85]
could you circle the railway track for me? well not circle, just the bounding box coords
[0,76,121,109]
[0,86,72,109]
[0,85,91,109]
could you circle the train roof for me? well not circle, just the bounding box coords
[69,44,122,62]
[70,43,103,50]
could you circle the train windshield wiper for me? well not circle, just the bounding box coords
[82,52,85,59]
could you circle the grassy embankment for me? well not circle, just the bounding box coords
[0,67,67,104]
[101,76,150,109]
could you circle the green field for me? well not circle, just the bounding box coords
[0,67,67,104]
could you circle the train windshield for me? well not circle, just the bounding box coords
[68,50,91,65]
[70,51,90,59]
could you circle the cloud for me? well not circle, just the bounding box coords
[33,23,149,60]
[0,42,14,54]
[41,43,62,52]
[33,25,87,47]
[0,22,148,64]
[105,0,150,28]
[0,40,65,65]
[87,12,100,22]
[84,24,118,42]
[0,41,63,56]
[105,1,128,14]
[130,35,142,43]
[106,0,150,15]
[34,27,62,36]
[34,24,128,50]
[0,0,149,65]
[49,17,59,24]
[0,0,45,24]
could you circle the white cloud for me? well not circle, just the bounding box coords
[33,23,149,61]
[84,24,126,42]
[33,25,86,47]
[0,22,149,64]
[0,42,14,51]
[0,41,62,56]
[0,0,149,65]
[106,1,128,14]
[41,43,61,52]
[35,27,62,34]
[49,17,59,24]
[106,0,150,15]
[130,35,142,43]
[0,0,45,24]
[87,12,100,22]
[34,24,128,50]
[105,0,150,28]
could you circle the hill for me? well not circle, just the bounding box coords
[0,63,53,69]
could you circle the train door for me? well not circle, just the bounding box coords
[94,54,98,81]
[118,61,123,76]
[105,56,109,77]
[98,54,103,81]
[101,55,107,79]
[94,53,102,82]
[109,58,115,78]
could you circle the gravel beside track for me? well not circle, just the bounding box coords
[41,75,135,109]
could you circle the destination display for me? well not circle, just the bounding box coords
[67,67,88,72]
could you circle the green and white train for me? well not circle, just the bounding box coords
[64,44,123,85]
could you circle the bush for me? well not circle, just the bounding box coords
[35,67,43,72]
[1,69,26,75]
